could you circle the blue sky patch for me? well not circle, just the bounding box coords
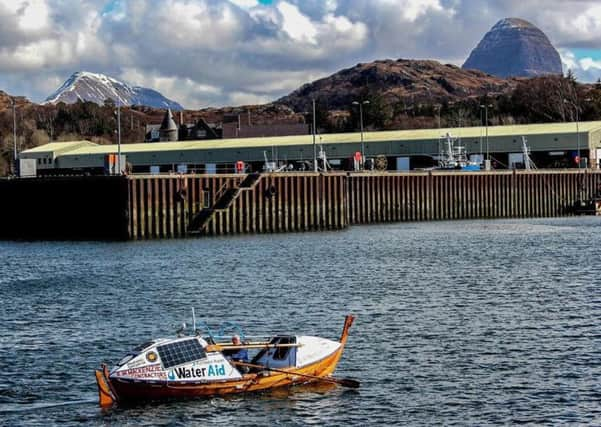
[101,0,121,15]
[572,48,601,61]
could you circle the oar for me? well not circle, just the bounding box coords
[206,343,300,352]
[231,361,360,389]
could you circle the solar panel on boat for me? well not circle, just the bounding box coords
[157,339,206,369]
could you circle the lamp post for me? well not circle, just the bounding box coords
[352,100,370,164]
[312,98,317,172]
[563,99,581,169]
[117,101,122,174]
[11,97,17,176]
[420,84,440,128]
[479,106,483,160]
[480,104,493,169]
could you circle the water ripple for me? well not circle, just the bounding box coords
[1,217,600,425]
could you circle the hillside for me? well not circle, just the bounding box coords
[277,59,519,113]
[0,91,33,110]
[1,58,601,176]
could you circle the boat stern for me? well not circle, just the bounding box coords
[294,315,355,377]
[95,364,117,407]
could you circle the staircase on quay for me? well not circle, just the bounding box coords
[188,173,262,234]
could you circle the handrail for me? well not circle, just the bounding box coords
[214,181,230,201]
[193,319,247,342]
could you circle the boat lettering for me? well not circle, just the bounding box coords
[115,364,166,379]
[126,358,145,369]
[168,364,226,380]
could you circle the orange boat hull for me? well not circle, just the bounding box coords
[108,346,342,402]
[95,315,354,405]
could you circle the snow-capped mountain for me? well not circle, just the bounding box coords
[44,71,184,110]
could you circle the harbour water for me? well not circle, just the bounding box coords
[1,217,600,426]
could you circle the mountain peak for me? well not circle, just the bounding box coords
[45,71,184,110]
[463,18,562,78]
[493,18,536,30]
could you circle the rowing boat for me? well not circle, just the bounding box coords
[95,315,356,406]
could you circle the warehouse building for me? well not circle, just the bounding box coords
[19,121,601,176]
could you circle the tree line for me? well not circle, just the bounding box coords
[311,74,601,133]
[1,74,601,176]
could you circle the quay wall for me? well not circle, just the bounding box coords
[347,170,601,224]
[0,176,129,240]
[1,170,599,240]
[127,173,348,239]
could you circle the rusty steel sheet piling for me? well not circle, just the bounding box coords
[1,170,600,240]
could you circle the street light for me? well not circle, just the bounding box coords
[117,101,122,174]
[352,100,370,164]
[312,99,317,172]
[419,84,440,128]
[480,103,493,169]
[563,98,581,169]
[479,106,483,159]
[434,104,441,129]
[11,97,17,176]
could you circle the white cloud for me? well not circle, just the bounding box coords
[559,48,601,82]
[2,0,51,31]
[1,0,601,110]
[228,91,272,106]
[580,57,601,72]
[394,0,444,22]
[277,1,318,44]
[229,0,259,9]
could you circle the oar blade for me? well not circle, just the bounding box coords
[335,378,360,389]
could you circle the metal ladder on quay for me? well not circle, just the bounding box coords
[188,173,262,235]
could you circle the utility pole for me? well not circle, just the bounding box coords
[479,107,483,160]
[352,100,370,166]
[12,98,17,176]
[312,99,317,172]
[563,99,581,169]
[117,101,122,174]
[480,104,493,170]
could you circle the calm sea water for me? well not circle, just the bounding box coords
[1,218,601,426]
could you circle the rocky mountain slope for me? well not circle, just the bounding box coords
[44,71,184,110]
[463,18,563,78]
[277,59,518,113]
[0,91,32,110]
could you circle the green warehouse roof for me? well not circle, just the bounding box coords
[20,121,601,158]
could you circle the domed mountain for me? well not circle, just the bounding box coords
[462,18,563,78]
[44,71,184,110]
[277,58,517,113]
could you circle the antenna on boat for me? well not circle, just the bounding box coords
[192,307,196,333]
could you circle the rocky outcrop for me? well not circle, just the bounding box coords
[0,91,32,110]
[277,58,517,112]
[463,18,563,78]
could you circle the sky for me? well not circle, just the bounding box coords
[1,0,600,109]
